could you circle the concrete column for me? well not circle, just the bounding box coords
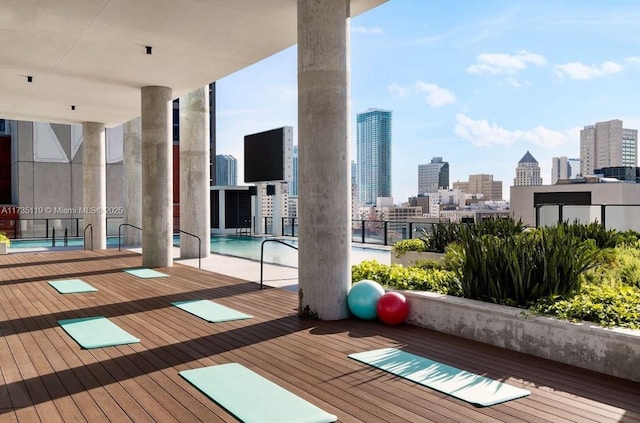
[123,117,142,246]
[179,86,211,259]
[297,0,350,320]
[82,122,106,250]
[141,86,173,268]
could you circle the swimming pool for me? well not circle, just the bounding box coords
[8,235,390,266]
[209,236,390,267]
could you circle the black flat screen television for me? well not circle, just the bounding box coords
[244,128,285,183]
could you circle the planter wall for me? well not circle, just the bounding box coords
[391,251,444,267]
[0,242,7,255]
[401,290,640,383]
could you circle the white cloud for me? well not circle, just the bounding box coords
[554,60,624,80]
[626,56,640,64]
[388,81,456,107]
[414,82,456,106]
[388,83,411,98]
[454,113,572,149]
[351,26,384,35]
[467,50,547,75]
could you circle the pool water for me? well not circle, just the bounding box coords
[9,235,390,266]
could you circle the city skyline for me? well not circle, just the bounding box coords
[215,0,640,202]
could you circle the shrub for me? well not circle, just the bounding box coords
[418,217,527,253]
[449,224,605,306]
[391,238,427,257]
[0,232,9,246]
[562,221,627,249]
[351,260,461,296]
[531,282,640,329]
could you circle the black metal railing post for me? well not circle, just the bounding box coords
[45,219,49,239]
[52,227,56,247]
[291,217,296,237]
[601,204,607,228]
[383,221,388,245]
[361,220,365,244]
[409,222,414,239]
[558,204,564,225]
[64,227,68,246]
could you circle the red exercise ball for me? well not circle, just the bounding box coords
[376,292,410,325]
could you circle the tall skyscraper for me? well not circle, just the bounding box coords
[357,109,392,205]
[418,157,449,194]
[289,145,298,196]
[514,151,543,186]
[215,154,237,186]
[580,119,638,176]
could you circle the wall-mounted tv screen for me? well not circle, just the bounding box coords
[244,127,292,183]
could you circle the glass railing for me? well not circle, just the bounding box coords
[536,204,640,232]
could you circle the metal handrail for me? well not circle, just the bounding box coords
[260,238,298,290]
[178,229,202,269]
[118,223,142,251]
[83,224,93,250]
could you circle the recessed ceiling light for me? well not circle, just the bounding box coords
[146,46,152,55]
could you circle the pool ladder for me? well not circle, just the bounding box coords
[259,238,298,290]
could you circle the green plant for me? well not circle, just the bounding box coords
[0,232,9,246]
[391,238,427,257]
[531,282,640,329]
[352,260,461,296]
[450,223,605,306]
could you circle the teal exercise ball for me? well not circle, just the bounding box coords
[348,280,385,320]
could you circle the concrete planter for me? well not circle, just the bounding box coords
[391,251,444,267]
[400,290,640,383]
[0,242,7,255]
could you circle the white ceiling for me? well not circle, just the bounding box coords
[0,0,386,127]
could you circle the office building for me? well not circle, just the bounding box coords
[452,174,502,200]
[514,151,543,186]
[357,109,392,205]
[580,119,638,176]
[551,157,570,184]
[215,155,237,186]
[418,157,449,194]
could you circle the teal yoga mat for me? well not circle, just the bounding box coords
[58,316,140,349]
[348,348,530,407]
[172,300,252,322]
[123,268,169,278]
[48,279,97,294]
[180,363,337,423]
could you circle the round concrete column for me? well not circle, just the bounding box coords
[297,0,351,320]
[179,86,211,259]
[141,86,173,268]
[123,117,142,246]
[82,122,106,250]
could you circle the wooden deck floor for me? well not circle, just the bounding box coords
[0,249,638,423]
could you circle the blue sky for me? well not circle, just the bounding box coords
[216,0,640,202]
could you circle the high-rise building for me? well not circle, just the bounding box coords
[289,145,298,196]
[215,154,237,186]
[418,157,449,194]
[580,119,638,176]
[514,151,543,186]
[551,156,570,184]
[452,174,502,200]
[357,109,392,205]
